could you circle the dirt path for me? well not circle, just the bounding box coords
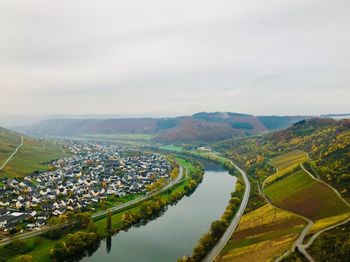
[0,135,24,171]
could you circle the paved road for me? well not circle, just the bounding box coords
[0,165,184,247]
[203,162,251,262]
[92,166,184,219]
[0,135,23,171]
[305,217,350,249]
[294,219,315,262]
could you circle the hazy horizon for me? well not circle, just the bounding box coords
[1,0,350,116]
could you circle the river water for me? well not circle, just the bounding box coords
[82,161,236,262]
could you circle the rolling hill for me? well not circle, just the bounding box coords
[19,112,307,143]
[216,118,350,199]
[215,118,350,261]
[0,127,66,178]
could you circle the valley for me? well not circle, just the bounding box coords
[0,116,349,261]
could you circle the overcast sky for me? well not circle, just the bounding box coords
[0,0,349,117]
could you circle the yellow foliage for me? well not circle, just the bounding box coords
[220,234,296,262]
[309,212,350,234]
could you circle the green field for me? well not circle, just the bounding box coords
[264,169,350,222]
[264,151,307,187]
[264,170,315,203]
[158,144,184,152]
[82,133,157,141]
[270,150,307,170]
[0,137,66,178]
[0,128,22,165]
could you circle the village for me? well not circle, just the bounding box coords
[0,141,171,233]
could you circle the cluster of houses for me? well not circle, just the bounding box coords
[0,141,171,232]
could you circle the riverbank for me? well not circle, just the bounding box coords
[1,157,203,262]
[155,147,249,262]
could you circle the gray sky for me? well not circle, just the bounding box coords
[0,0,349,116]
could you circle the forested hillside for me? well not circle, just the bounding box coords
[215,118,350,200]
[215,118,350,261]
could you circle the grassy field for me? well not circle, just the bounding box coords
[217,204,306,262]
[82,133,157,141]
[264,151,308,186]
[0,128,22,166]
[264,170,315,203]
[270,150,308,170]
[308,212,350,235]
[158,144,184,152]
[264,169,350,221]
[0,137,66,178]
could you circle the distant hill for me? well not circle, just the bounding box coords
[0,127,66,178]
[20,112,309,143]
[257,115,308,130]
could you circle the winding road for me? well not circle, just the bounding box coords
[203,161,251,262]
[0,135,24,171]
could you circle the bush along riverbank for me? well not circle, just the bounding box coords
[178,180,245,262]
[4,157,204,262]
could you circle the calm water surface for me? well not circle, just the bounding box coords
[82,162,236,262]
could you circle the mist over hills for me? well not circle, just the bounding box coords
[18,112,309,143]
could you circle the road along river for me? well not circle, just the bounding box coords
[81,161,237,262]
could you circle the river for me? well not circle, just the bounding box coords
[82,161,236,262]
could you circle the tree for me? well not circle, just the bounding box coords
[106,211,112,231]
[15,255,33,262]
[87,221,97,233]
[210,220,227,239]
[192,243,206,261]
[50,232,98,260]
[50,242,67,260]
[75,212,91,229]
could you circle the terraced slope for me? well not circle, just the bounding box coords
[264,150,307,187]
[216,119,350,261]
[217,204,306,262]
[270,150,308,170]
[263,152,350,243]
